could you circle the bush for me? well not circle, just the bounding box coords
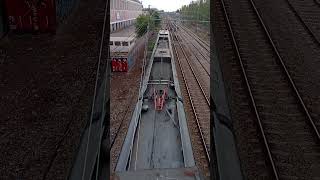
[135,12,161,37]
[179,0,209,26]
[135,15,149,37]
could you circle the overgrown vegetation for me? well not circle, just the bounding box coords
[135,11,161,37]
[135,15,149,37]
[148,40,155,52]
[178,0,210,27]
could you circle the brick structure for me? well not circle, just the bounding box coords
[110,0,143,32]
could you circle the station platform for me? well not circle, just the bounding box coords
[110,25,136,38]
[112,166,204,180]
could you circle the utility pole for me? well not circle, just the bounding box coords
[145,4,152,77]
[197,0,199,33]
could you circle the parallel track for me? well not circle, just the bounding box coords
[176,23,210,54]
[110,95,136,148]
[285,0,320,45]
[170,22,210,171]
[169,21,210,100]
[218,0,320,179]
[176,24,210,75]
[177,23,210,49]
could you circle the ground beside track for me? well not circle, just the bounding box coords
[110,56,143,172]
[0,0,107,179]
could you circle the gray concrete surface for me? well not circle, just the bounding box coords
[212,47,243,180]
[114,166,204,180]
[110,25,136,37]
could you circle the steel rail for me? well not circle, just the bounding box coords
[177,23,210,51]
[249,0,320,141]
[175,27,210,77]
[218,0,280,179]
[177,25,210,65]
[110,96,136,149]
[180,24,210,50]
[177,38,210,105]
[284,0,320,46]
[171,25,210,105]
[170,25,210,163]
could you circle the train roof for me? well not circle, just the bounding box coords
[113,167,204,180]
[159,30,169,35]
[154,48,171,58]
[110,36,136,41]
[111,25,136,38]
[154,30,171,58]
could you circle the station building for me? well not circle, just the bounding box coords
[110,0,143,32]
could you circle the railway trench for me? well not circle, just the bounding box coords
[214,0,320,179]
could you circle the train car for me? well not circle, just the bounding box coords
[110,35,145,72]
[113,30,204,179]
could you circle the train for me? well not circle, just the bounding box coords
[113,30,204,179]
[110,33,146,72]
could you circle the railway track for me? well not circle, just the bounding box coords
[169,22,210,100]
[177,22,210,48]
[169,23,210,176]
[177,23,210,53]
[285,0,320,45]
[250,0,320,135]
[176,24,210,71]
[110,87,141,171]
[217,0,320,179]
[110,95,136,148]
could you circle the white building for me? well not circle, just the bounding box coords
[110,0,143,32]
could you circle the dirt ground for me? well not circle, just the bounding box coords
[109,61,142,172]
[0,0,108,179]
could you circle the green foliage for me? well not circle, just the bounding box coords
[135,11,162,37]
[151,11,161,27]
[148,41,155,51]
[179,0,210,26]
[135,14,149,37]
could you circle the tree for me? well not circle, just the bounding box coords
[135,14,149,37]
[151,11,161,27]
[135,12,161,37]
[179,0,210,26]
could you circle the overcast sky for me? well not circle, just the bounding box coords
[141,0,193,12]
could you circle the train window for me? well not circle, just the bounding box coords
[109,41,113,45]
[115,41,121,46]
[122,41,129,46]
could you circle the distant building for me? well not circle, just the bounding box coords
[142,7,159,12]
[110,0,143,32]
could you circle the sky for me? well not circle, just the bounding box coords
[141,0,193,12]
